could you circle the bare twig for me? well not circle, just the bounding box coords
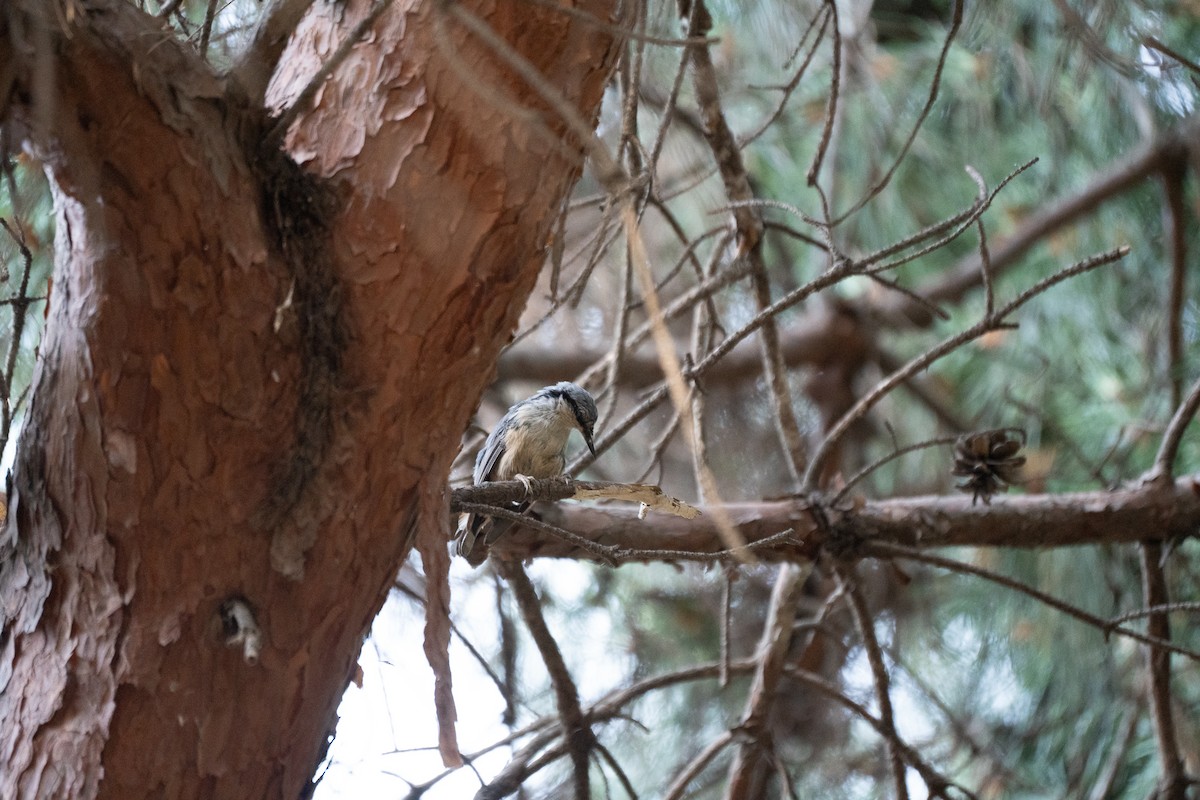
[719,566,733,688]
[1087,706,1143,800]
[599,249,634,431]
[594,741,639,800]
[495,560,594,800]
[647,0,700,177]
[1161,164,1187,409]
[863,160,1037,277]
[580,256,864,462]
[474,724,570,799]
[724,562,812,799]
[1149,375,1200,482]
[882,120,1197,327]
[495,573,520,727]
[874,349,971,433]
[835,565,909,800]
[390,578,524,721]
[1141,35,1200,75]
[831,434,960,505]
[458,502,620,565]
[746,5,830,140]
[833,0,963,221]
[0,215,39,451]
[1109,601,1200,627]
[803,246,1128,490]
[197,0,219,57]
[784,665,975,799]
[867,541,1200,663]
[976,216,994,317]
[805,0,840,187]
[1138,542,1187,799]
[664,731,736,800]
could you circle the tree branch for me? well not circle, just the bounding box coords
[1138,542,1187,799]
[683,0,808,485]
[879,116,1198,327]
[723,563,811,799]
[494,560,594,800]
[836,565,909,800]
[451,478,699,519]
[498,304,869,389]
[483,477,1200,560]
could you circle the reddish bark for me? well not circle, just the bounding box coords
[0,0,619,797]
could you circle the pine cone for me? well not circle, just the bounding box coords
[952,429,1026,505]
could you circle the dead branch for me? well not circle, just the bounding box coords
[784,665,975,799]
[495,559,594,800]
[1150,376,1200,483]
[723,562,811,799]
[835,565,909,800]
[1138,542,1187,799]
[451,478,699,519]
[682,0,808,484]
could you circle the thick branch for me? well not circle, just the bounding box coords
[498,304,868,387]
[485,477,1200,560]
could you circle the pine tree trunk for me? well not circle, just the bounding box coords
[0,1,619,796]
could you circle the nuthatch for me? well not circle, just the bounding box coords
[456,382,598,559]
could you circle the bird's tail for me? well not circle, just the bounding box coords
[452,503,528,566]
[454,514,484,558]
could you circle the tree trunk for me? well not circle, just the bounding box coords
[0,1,619,797]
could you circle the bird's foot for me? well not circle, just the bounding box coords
[515,473,534,500]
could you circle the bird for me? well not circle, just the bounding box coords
[455,382,598,561]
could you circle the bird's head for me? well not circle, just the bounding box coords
[549,381,597,458]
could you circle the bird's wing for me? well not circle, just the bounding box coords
[473,426,506,484]
[458,431,506,561]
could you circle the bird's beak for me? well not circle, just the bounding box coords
[584,428,596,459]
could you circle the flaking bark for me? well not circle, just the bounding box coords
[0,0,621,797]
